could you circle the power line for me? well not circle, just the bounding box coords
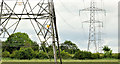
[57,0,88,31]
[55,9,76,29]
[58,0,78,16]
[83,0,86,8]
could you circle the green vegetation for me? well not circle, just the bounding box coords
[73,50,92,59]
[10,47,35,59]
[2,32,39,53]
[1,58,119,64]
[60,50,72,59]
[2,58,119,62]
[1,32,119,60]
[102,46,112,58]
[60,40,79,54]
[2,51,10,58]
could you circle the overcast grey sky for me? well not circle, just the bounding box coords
[0,0,119,53]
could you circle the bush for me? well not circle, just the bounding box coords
[48,51,54,59]
[10,50,19,59]
[112,53,118,59]
[60,50,72,59]
[10,47,34,59]
[32,51,39,59]
[119,53,120,59]
[2,51,10,57]
[104,50,112,58]
[91,53,100,59]
[73,51,84,59]
[99,53,104,59]
[73,50,92,59]
[36,51,48,59]
[84,51,92,59]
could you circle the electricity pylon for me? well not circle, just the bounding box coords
[0,0,62,64]
[79,0,106,52]
[97,22,103,53]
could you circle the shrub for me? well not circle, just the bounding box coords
[118,53,120,59]
[60,50,72,59]
[91,53,100,59]
[10,50,19,59]
[2,51,10,57]
[31,51,39,59]
[73,51,84,59]
[73,50,92,59]
[10,47,34,59]
[99,53,104,59]
[112,53,118,59]
[104,50,112,58]
[36,51,48,59]
[84,51,92,59]
[48,51,54,59]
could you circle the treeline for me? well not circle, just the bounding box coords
[2,32,120,59]
[2,47,119,59]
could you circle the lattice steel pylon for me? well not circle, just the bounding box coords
[0,0,62,64]
[97,22,103,53]
[79,0,106,52]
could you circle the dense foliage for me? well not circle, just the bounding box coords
[60,40,79,54]
[10,47,34,59]
[102,46,112,58]
[1,32,119,59]
[2,32,39,53]
[73,50,92,59]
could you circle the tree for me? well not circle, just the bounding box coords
[102,46,112,58]
[40,41,47,52]
[103,46,110,52]
[2,32,39,53]
[10,47,34,59]
[31,41,39,51]
[60,40,79,54]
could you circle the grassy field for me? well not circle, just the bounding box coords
[1,58,119,64]
[1,58,119,62]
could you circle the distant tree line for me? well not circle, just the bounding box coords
[2,32,120,59]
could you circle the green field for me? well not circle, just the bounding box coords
[1,58,119,64]
[1,59,119,62]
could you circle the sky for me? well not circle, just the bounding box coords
[53,0,119,53]
[0,0,119,53]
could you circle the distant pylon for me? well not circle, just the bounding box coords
[79,0,106,52]
[97,22,103,53]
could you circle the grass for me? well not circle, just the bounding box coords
[1,58,119,64]
[1,58,119,62]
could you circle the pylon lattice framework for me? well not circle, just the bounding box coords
[0,0,62,64]
[80,1,106,52]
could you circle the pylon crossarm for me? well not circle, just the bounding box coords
[80,7,91,11]
[80,7,106,12]
[82,20,103,23]
[4,2,20,18]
